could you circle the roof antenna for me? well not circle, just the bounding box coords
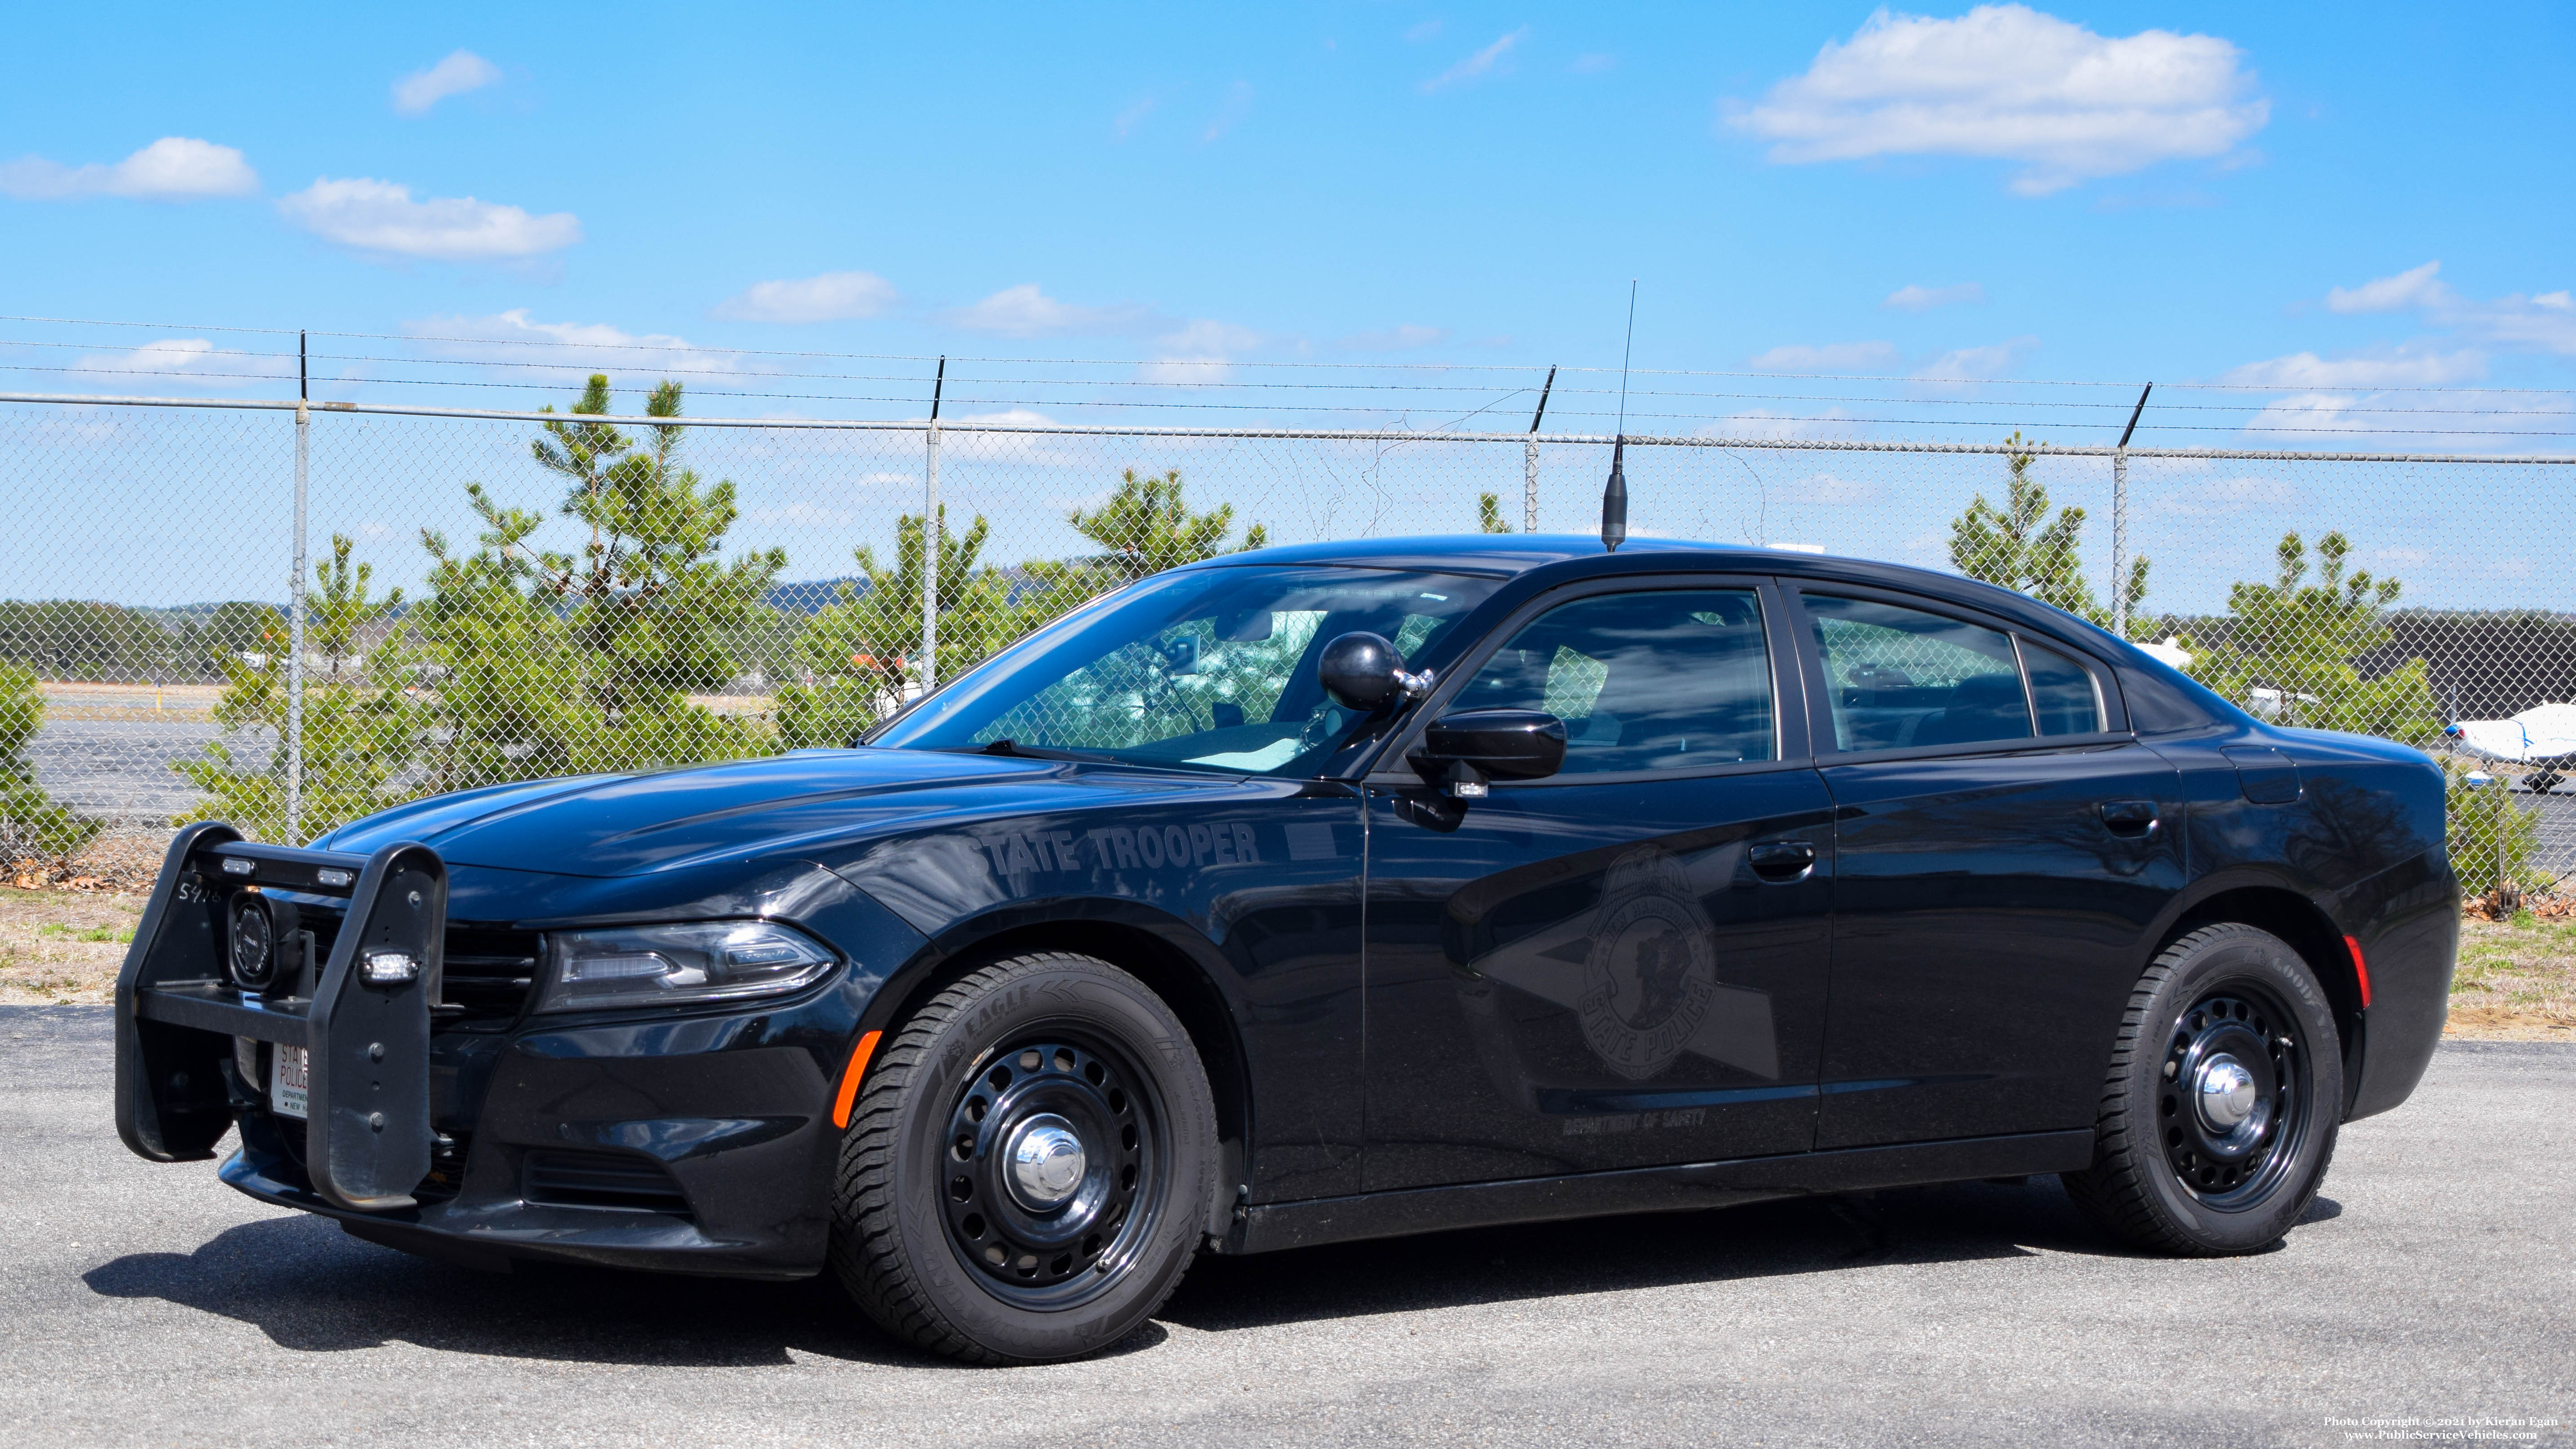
[1601,281,1637,553]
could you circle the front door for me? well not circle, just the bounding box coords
[1789,587,2186,1149]
[1361,579,1836,1192]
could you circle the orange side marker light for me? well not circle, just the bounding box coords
[2344,936,2372,1010]
[832,1030,883,1130]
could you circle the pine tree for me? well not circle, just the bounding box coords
[1949,432,2150,632]
[0,663,98,866]
[171,536,417,842]
[2185,531,2441,743]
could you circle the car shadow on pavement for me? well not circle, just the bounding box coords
[81,1212,943,1369]
[82,1176,2333,1366]
[1164,1175,2150,1334]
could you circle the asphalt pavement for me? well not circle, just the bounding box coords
[2,1005,2568,1448]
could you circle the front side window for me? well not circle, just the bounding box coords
[1806,594,2031,752]
[1453,588,1776,774]
[871,566,1500,775]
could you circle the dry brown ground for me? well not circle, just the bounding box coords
[2450,915,2576,1041]
[0,886,141,1004]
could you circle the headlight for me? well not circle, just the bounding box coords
[533,921,839,1013]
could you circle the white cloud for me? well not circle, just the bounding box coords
[1572,53,1616,75]
[1912,336,2035,382]
[71,337,293,389]
[392,50,502,116]
[2461,289,2576,355]
[1727,4,2268,195]
[408,310,742,385]
[2149,474,2305,516]
[2293,262,2576,359]
[1138,319,1267,384]
[745,501,857,528]
[1884,281,1985,312]
[1404,18,1444,42]
[279,177,580,261]
[1113,97,1157,139]
[1203,81,1254,143]
[1157,319,1264,355]
[2326,260,2450,315]
[2223,347,2486,389]
[714,270,900,323]
[1336,323,1452,352]
[944,284,1151,337]
[1422,27,1528,93]
[1748,341,1898,372]
[0,137,258,200]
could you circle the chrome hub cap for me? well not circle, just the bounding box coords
[940,1037,1164,1308]
[1006,1115,1087,1210]
[2195,1055,2258,1130]
[2159,986,2309,1208]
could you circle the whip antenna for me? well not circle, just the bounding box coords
[1601,280,1636,553]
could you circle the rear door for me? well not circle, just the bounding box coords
[1789,586,2185,1149]
[1360,576,1837,1192]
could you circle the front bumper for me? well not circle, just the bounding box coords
[115,823,904,1279]
[221,1018,840,1278]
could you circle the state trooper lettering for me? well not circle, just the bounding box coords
[976,821,1263,877]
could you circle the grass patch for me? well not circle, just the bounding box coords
[2451,913,2576,1040]
[36,922,133,944]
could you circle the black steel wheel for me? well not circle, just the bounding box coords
[829,952,1216,1364]
[938,1034,1163,1308]
[2064,923,2344,1256]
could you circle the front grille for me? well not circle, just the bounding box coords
[442,927,543,1019]
[522,1150,692,1216]
[294,909,539,1023]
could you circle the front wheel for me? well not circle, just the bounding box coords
[2062,923,2344,1256]
[829,952,1217,1364]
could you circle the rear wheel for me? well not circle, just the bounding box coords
[829,952,1216,1364]
[2062,923,2343,1256]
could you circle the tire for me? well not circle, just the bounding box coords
[2062,923,2344,1256]
[829,952,1218,1364]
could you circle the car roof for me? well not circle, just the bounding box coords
[1203,533,2098,638]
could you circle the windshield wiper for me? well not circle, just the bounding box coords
[958,738,1120,764]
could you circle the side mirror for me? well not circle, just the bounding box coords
[1412,708,1567,797]
[1319,632,1432,712]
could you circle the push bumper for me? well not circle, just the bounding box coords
[116,822,852,1278]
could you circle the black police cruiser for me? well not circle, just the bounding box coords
[114,535,2457,1364]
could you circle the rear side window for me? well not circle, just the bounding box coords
[1805,594,2031,751]
[2023,642,2106,736]
[1454,588,1776,773]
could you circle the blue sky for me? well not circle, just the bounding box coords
[3,2,2573,439]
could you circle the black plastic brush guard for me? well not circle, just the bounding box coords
[114,820,448,1212]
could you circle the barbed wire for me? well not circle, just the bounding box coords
[7,313,2574,396]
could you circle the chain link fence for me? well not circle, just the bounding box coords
[4,390,2572,904]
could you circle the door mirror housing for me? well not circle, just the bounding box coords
[1320,632,1432,712]
[1411,708,1567,796]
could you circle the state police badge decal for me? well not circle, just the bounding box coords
[1578,847,1719,1081]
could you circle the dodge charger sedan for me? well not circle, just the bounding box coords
[115,536,2457,1363]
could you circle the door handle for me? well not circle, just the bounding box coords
[1748,840,1816,882]
[2099,800,2159,837]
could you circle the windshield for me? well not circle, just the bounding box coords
[869,565,1502,775]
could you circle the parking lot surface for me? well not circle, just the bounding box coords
[2,1006,2568,1447]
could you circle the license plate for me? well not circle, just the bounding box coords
[270,1044,310,1119]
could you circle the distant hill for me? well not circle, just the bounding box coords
[764,578,866,616]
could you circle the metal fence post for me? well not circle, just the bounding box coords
[1525,365,1555,533]
[921,357,944,696]
[2112,383,2151,640]
[287,394,308,844]
[2110,448,2128,638]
